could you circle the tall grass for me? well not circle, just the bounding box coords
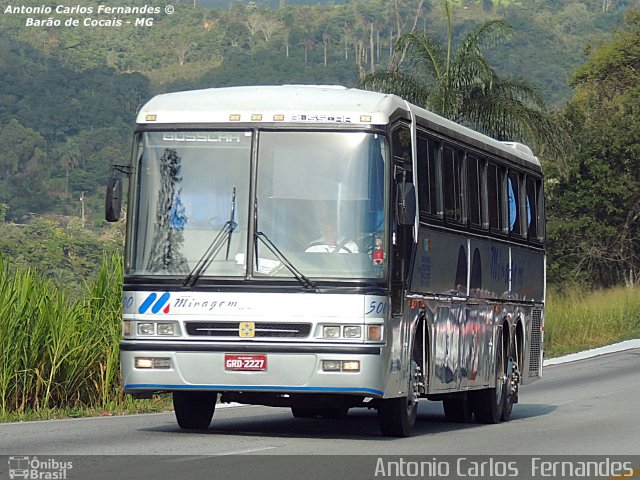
[0,253,123,415]
[545,286,640,358]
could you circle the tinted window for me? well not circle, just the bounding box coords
[526,175,544,241]
[442,146,464,223]
[467,155,485,228]
[487,163,506,232]
[417,133,440,217]
[508,171,524,236]
[392,126,412,167]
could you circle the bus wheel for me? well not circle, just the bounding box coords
[472,338,507,424]
[502,342,519,421]
[172,391,217,430]
[443,393,473,423]
[377,360,419,437]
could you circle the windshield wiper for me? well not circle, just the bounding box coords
[255,231,316,290]
[184,188,237,287]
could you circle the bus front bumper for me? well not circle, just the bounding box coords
[120,341,388,398]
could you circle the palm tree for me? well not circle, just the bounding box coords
[359,1,563,155]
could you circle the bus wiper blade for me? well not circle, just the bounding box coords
[255,231,316,290]
[183,220,237,287]
[184,187,238,287]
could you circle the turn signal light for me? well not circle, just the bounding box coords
[367,325,383,341]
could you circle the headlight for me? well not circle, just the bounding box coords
[322,360,341,371]
[157,323,176,335]
[341,361,360,372]
[343,326,362,338]
[323,326,341,339]
[135,357,171,369]
[137,323,155,335]
[321,360,360,372]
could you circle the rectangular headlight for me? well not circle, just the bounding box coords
[135,357,171,369]
[156,323,176,336]
[323,326,341,339]
[137,323,155,335]
[153,358,171,369]
[135,357,154,369]
[341,361,360,372]
[343,326,362,338]
[322,360,341,371]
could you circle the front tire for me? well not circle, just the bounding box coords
[173,391,217,430]
[377,360,420,437]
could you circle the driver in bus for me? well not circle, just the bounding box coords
[305,215,359,254]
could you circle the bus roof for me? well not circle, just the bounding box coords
[137,85,540,171]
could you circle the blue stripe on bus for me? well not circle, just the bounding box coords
[138,293,157,314]
[125,384,384,397]
[151,292,171,313]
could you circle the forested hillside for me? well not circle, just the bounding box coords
[0,0,639,288]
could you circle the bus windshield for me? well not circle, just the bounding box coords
[129,130,388,280]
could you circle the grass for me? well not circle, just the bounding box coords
[1,250,639,422]
[545,285,640,358]
[0,253,124,419]
[0,395,173,423]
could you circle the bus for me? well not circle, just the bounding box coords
[106,85,544,437]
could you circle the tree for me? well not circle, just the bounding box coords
[546,8,640,288]
[0,120,51,219]
[359,0,563,155]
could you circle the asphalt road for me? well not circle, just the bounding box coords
[1,347,639,479]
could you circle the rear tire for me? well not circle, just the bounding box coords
[173,391,217,430]
[502,341,518,421]
[473,336,507,424]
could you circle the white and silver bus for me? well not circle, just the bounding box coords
[106,85,544,437]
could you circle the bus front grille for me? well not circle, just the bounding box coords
[185,321,312,338]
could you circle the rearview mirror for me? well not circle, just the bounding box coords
[105,176,122,222]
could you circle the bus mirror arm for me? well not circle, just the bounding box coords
[396,182,416,226]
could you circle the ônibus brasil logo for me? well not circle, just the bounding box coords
[139,292,170,314]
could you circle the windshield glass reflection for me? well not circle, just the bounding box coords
[130,131,251,276]
[255,131,387,280]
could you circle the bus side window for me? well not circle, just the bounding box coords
[487,162,506,233]
[392,126,412,167]
[526,175,544,241]
[416,133,440,219]
[467,155,486,229]
[508,171,524,237]
[442,145,464,224]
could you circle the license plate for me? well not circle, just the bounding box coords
[224,354,267,371]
